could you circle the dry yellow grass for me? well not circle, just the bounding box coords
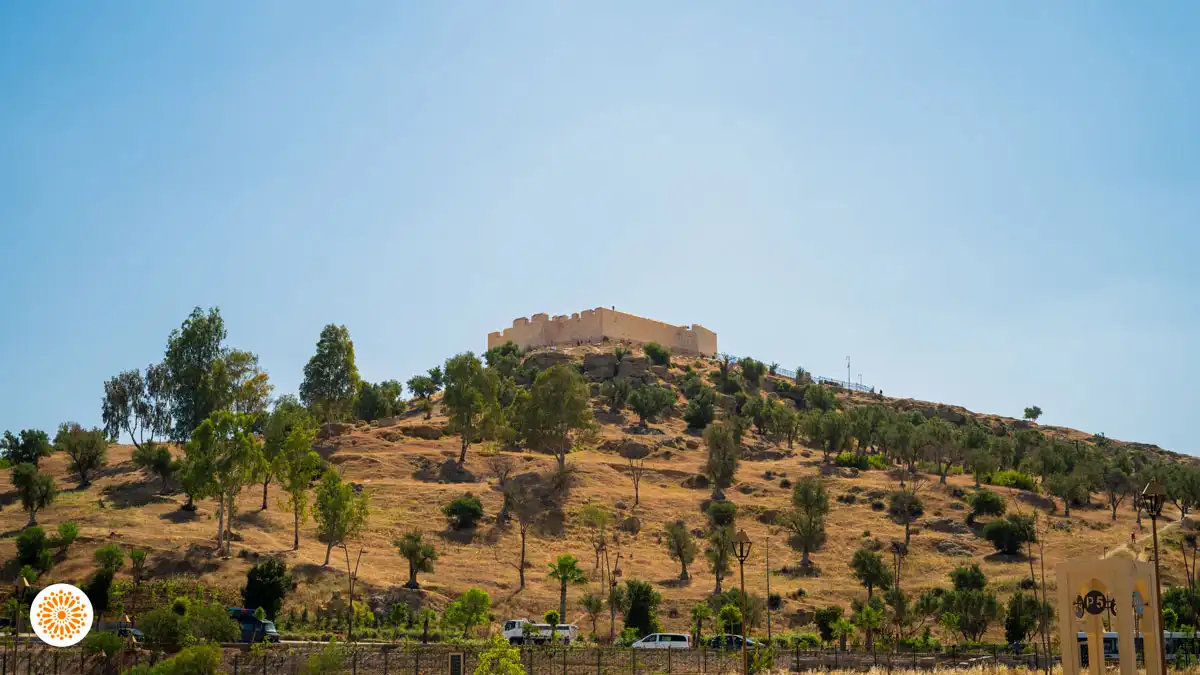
[0,348,1187,639]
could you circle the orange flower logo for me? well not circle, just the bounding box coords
[30,584,93,647]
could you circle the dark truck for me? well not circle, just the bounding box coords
[226,608,281,643]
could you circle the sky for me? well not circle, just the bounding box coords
[1,2,1197,453]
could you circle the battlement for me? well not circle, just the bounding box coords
[488,307,717,356]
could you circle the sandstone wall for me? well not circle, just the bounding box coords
[487,307,717,356]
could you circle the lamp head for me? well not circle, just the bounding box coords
[1143,481,1167,517]
[734,530,752,562]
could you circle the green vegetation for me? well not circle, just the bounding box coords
[314,469,370,565]
[982,513,1036,555]
[443,492,485,530]
[396,531,438,589]
[627,385,676,425]
[300,324,361,424]
[242,556,291,619]
[643,342,670,367]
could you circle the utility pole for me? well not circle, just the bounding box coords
[846,356,851,387]
[765,535,772,642]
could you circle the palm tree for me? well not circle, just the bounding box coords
[547,554,588,624]
[395,531,438,589]
[690,603,713,645]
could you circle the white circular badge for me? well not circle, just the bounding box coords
[30,584,93,647]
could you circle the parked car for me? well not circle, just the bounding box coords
[226,608,281,643]
[632,633,691,649]
[708,634,760,650]
[502,619,579,645]
[117,627,145,641]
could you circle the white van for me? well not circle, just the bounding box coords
[632,633,691,649]
[502,619,579,645]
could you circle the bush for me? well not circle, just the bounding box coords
[627,385,676,424]
[968,489,1006,519]
[242,557,291,620]
[680,372,705,400]
[188,601,241,642]
[989,470,1037,492]
[142,607,189,646]
[54,522,79,548]
[126,644,222,675]
[16,527,47,567]
[866,455,889,470]
[813,606,844,643]
[682,387,717,429]
[834,453,869,470]
[83,570,115,614]
[82,630,125,658]
[983,514,1036,555]
[94,544,125,573]
[442,493,485,530]
[643,342,670,367]
[795,633,822,649]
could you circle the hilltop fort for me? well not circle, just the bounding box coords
[488,307,717,356]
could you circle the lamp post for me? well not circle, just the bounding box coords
[734,530,753,675]
[1143,481,1168,675]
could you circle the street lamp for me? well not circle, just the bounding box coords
[1143,481,1167,675]
[734,530,753,675]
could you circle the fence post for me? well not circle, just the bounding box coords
[352,650,358,675]
[595,646,601,675]
[667,645,672,673]
[384,649,388,675]
[233,652,239,675]
[631,645,636,675]
[415,648,420,675]
[562,645,566,675]
[702,644,706,674]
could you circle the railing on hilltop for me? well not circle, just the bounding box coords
[721,355,877,394]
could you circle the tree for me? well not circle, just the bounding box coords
[622,579,661,638]
[275,419,322,550]
[219,349,273,416]
[1102,451,1134,521]
[101,364,171,449]
[132,442,177,494]
[443,352,501,466]
[966,447,999,488]
[443,493,485,530]
[706,525,735,594]
[691,603,712,644]
[1023,406,1042,422]
[547,554,588,624]
[395,531,437,589]
[581,593,604,636]
[356,380,405,422]
[625,455,646,506]
[0,429,52,467]
[1005,591,1041,645]
[242,557,291,620]
[189,412,260,556]
[813,606,844,644]
[664,521,698,580]
[949,564,986,591]
[300,324,360,424]
[718,603,743,635]
[500,484,539,589]
[703,422,739,499]
[257,396,308,510]
[683,386,717,429]
[444,588,491,637]
[781,476,830,567]
[163,307,228,443]
[740,359,767,389]
[313,469,370,565]
[817,412,851,461]
[11,463,55,527]
[942,588,1000,642]
[887,490,924,546]
[849,548,892,600]
[916,417,958,484]
[53,422,108,488]
[852,600,885,650]
[578,505,612,573]
[626,385,676,426]
[524,365,595,469]
[474,634,524,675]
[406,373,440,420]
[982,514,1036,555]
[600,379,632,411]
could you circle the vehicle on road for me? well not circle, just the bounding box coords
[502,620,579,645]
[117,627,145,641]
[708,634,760,650]
[227,608,281,643]
[631,633,691,649]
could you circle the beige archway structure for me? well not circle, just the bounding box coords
[1056,556,1162,675]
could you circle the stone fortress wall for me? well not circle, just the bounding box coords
[488,307,717,356]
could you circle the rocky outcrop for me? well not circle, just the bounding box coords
[934,539,974,557]
[401,425,446,440]
[318,423,355,439]
[922,517,972,535]
[583,353,619,381]
[617,356,651,383]
[524,351,573,373]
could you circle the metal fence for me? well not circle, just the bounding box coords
[722,355,876,394]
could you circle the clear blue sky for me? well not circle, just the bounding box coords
[2,2,1196,453]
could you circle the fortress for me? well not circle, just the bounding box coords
[488,307,717,357]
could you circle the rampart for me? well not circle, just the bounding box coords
[487,308,717,356]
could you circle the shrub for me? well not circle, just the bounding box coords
[680,372,705,400]
[866,455,889,470]
[989,470,1037,492]
[242,557,291,620]
[18,566,37,583]
[16,527,47,567]
[683,387,717,429]
[54,522,79,548]
[127,644,222,675]
[442,493,485,530]
[188,601,241,642]
[94,544,125,573]
[968,489,1006,520]
[82,630,125,658]
[622,579,662,637]
[643,342,670,367]
[706,501,738,527]
[834,453,869,470]
[627,385,676,425]
[983,514,1036,555]
[813,606,844,643]
[141,607,189,647]
[795,633,822,649]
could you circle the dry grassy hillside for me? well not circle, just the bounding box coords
[0,345,1189,637]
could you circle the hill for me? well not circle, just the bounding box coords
[1,342,1193,640]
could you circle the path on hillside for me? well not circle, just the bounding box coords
[1102,520,1180,560]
